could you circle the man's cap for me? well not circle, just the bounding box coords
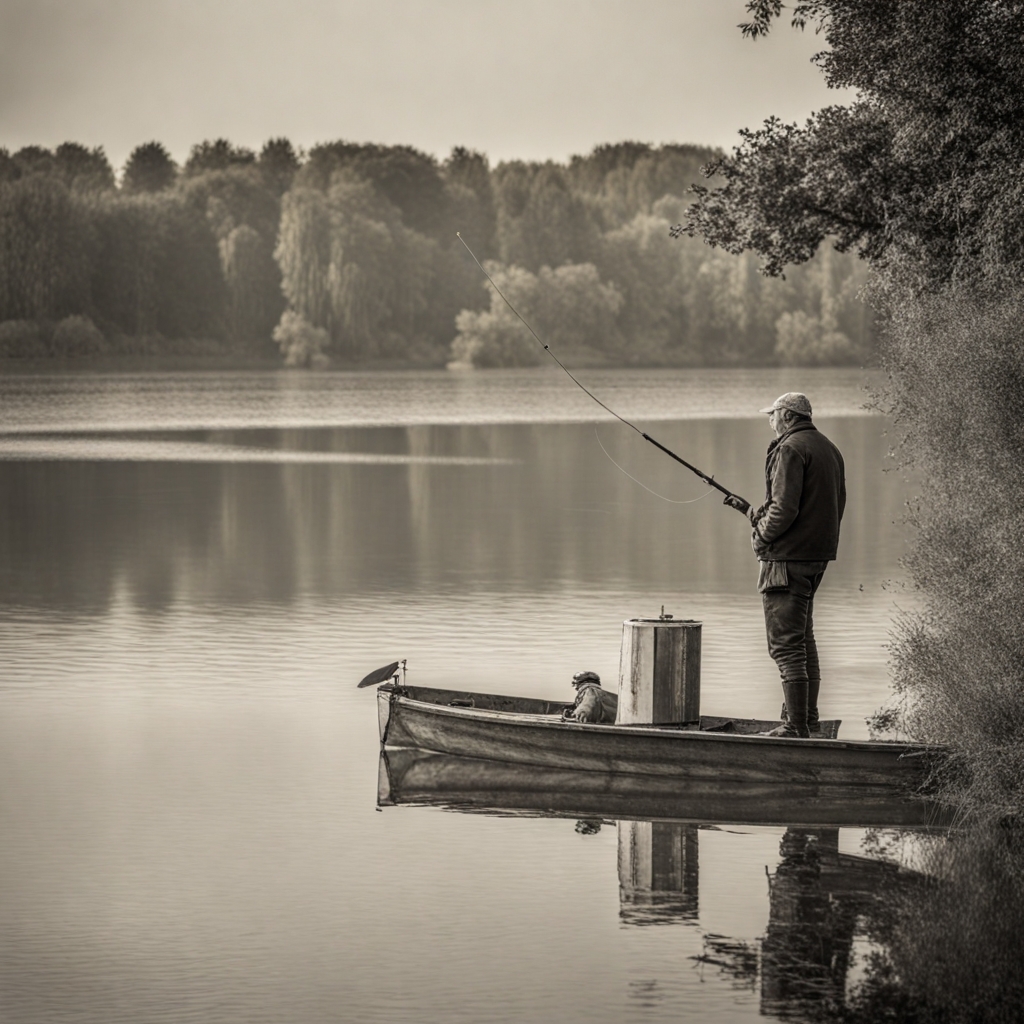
[572,670,601,687]
[759,392,812,417]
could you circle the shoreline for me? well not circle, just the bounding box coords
[0,352,875,375]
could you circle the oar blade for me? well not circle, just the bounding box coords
[357,661,401,688]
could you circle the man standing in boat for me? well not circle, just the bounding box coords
[725,393,846,738]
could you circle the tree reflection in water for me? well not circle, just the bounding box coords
[842,825,1024,1024]
[618,822,1024,1023]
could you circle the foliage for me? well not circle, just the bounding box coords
[88,191,224,338]
[122,142,177,194]
[568,142,719,230]
[0,319,45,357]
[839,826,1024,1024]
[220,224,281,349]
[51,315,106,356]
[0,174,94,322]
[276,168,451,362]
[683,1,1024,817]
[492,161,599,272]
[52,144,116,193]
[258,138,301,197]
[774,248,870,365]
[184,139,256,177]
[451,261,623,368]
[0,130,877,369]
[297,142,451,240]
[443,147,497,257]
[877,287,1024,814]
[272,310,329,368]
[686,1,1024,289]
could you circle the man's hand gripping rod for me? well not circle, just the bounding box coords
[456,232,751,515]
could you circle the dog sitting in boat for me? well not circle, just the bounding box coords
[562,671,618,724]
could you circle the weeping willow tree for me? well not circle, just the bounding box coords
[683,0,1024,817]
[0,175,93,322]
[275,171,440,361]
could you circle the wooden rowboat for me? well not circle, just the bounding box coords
[378,748,950,828]
[377,682,941,789]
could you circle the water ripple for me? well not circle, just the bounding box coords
[0,437,516,464]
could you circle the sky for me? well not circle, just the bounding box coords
[0,0,849,172]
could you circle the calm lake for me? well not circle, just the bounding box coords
[0,366,1015,1023]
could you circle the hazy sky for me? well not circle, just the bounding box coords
[0,0,847,171]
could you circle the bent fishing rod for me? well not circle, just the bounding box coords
[455,232,752,515]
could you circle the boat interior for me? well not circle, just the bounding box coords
[383,683,842,738]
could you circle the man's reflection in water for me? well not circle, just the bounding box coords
[761,829,860,1017]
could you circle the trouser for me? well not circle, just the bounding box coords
[762,561,828,724]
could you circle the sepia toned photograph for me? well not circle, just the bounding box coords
[1,2,1021,1021]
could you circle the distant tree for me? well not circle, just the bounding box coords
[122,142,177,194]
[567,142,656,194]
[774,310,848,365]
[493,162,598,272]
[259,138,301,197]
[275,187,332,332]
[0,150,16,183]
[184,139,256,177]
[220,223,281,348]
[772,244,871,365]
[89,196,166,335]
[443,147,496,256]
[176,164,285,341]
[598,212,692,362]
[0,174,93,322]
[51,315,106,356]
[298,143,450,239]
[451,261,622,367]
[276,170,438,359]
[273,310,329,368]
[53,144,115,192]
[180,165,280,243]
[0,319,45,357]
[89,192,223,338]
[10,146,55,177]
[567,143,718,229]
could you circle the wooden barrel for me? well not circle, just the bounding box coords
[616,616,701,725]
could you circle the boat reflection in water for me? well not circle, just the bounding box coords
[618,819,700,924]
[378,747,948,829]
[379,748,1007,1022]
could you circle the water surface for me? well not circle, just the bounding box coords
[0,367,972,1024]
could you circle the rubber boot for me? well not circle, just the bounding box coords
[781,681,820,733]
[806,675,821,734]
[763,681,810,738]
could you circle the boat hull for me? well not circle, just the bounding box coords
[378,684,938,789]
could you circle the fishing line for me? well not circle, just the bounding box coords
[456,233,639,434]
[594,426,715,505]
[456,231,751,512]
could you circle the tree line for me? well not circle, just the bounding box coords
[0,137,875,367]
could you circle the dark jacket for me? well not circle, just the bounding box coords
[752,421,846,561]
[569,683,619,724]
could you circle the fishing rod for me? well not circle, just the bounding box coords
[455,232,752,515]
